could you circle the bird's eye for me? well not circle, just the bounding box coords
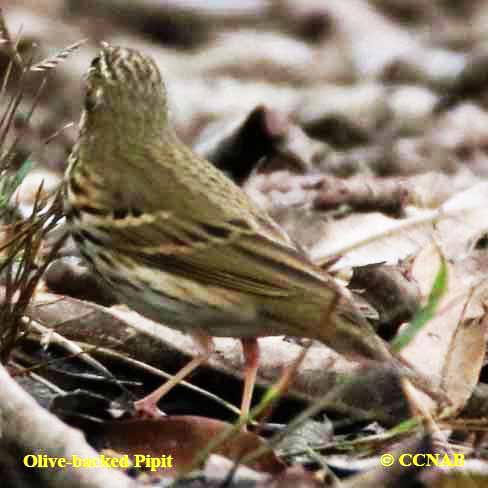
[90,56,101,69]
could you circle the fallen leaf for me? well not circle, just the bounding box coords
[98,416,285,475]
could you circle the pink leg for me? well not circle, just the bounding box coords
[134,331,214,418]
[240,338,260,425]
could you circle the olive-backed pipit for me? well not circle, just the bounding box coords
[64,44,385,419]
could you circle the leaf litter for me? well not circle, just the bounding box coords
[3,2,488,486]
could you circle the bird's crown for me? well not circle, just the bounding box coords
[83,43,167,115]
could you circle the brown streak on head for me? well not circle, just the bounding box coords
[94,44,163,91]
[82,44,169,135]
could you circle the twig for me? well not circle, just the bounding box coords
[0,363,133,487]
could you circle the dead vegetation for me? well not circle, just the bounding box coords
[2,1,488,487]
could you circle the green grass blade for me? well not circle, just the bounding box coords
[391,254,448,353]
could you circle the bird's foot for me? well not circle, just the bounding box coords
[133,398,166,419]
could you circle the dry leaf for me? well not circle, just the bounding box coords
[98,416,284,476]
[400,244,488,414]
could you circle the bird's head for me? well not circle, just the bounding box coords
[81,43,169,134]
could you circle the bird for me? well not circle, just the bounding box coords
[63,43,387,420]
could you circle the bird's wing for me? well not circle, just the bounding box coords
[72,139,336,298]
[86,207,333,298]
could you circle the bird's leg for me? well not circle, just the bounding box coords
[240,338,260,428]
[134,331,214,418]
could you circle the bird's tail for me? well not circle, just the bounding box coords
[315,293,390,362]
[317,295,451,407]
